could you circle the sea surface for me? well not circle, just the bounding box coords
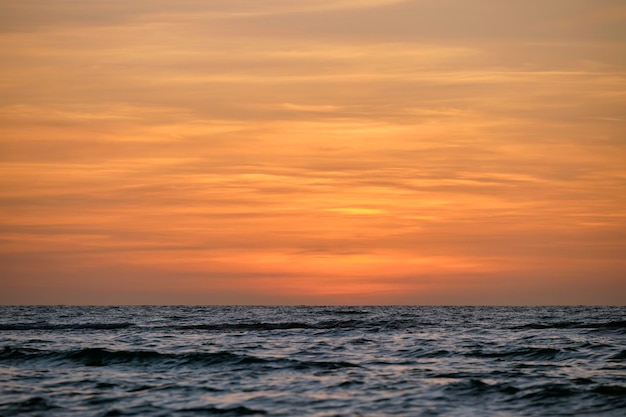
[0,306,625,416]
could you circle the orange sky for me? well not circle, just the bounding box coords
[1,1,625,305]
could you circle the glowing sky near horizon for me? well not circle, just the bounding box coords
[1,0,625,305]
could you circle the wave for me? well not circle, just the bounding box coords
[0,318,440,333]
[3,319,623,333]
[444,378,520,395]
[102,404,267,416]
[518,382,625,406]
[177,405,267,415]
[170,318,435,332]
[0,346,265,367]
[442,379,626,409]
[610,350,626,360]
[0,322,134,331]
[467,347,570,361]
[591,385,626,396]
[513,320,626,330]
[0,396,60,414]
[2,318,620,335]
[320,308,370,315]
[172,322,318,331]
[0,346,360,371]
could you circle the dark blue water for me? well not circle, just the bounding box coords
[1,306,625,416]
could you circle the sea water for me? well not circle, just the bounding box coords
[1,306,625,416]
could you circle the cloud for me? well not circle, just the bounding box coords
[1,0,625,304]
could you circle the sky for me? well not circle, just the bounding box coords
[1,0,625,305]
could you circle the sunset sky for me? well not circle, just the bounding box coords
[1,0,625,305]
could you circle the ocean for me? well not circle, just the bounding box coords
[0,306,624,416]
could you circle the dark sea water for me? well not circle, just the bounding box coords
[1,306,625,416]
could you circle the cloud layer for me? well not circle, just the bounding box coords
[1,1,625,304]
